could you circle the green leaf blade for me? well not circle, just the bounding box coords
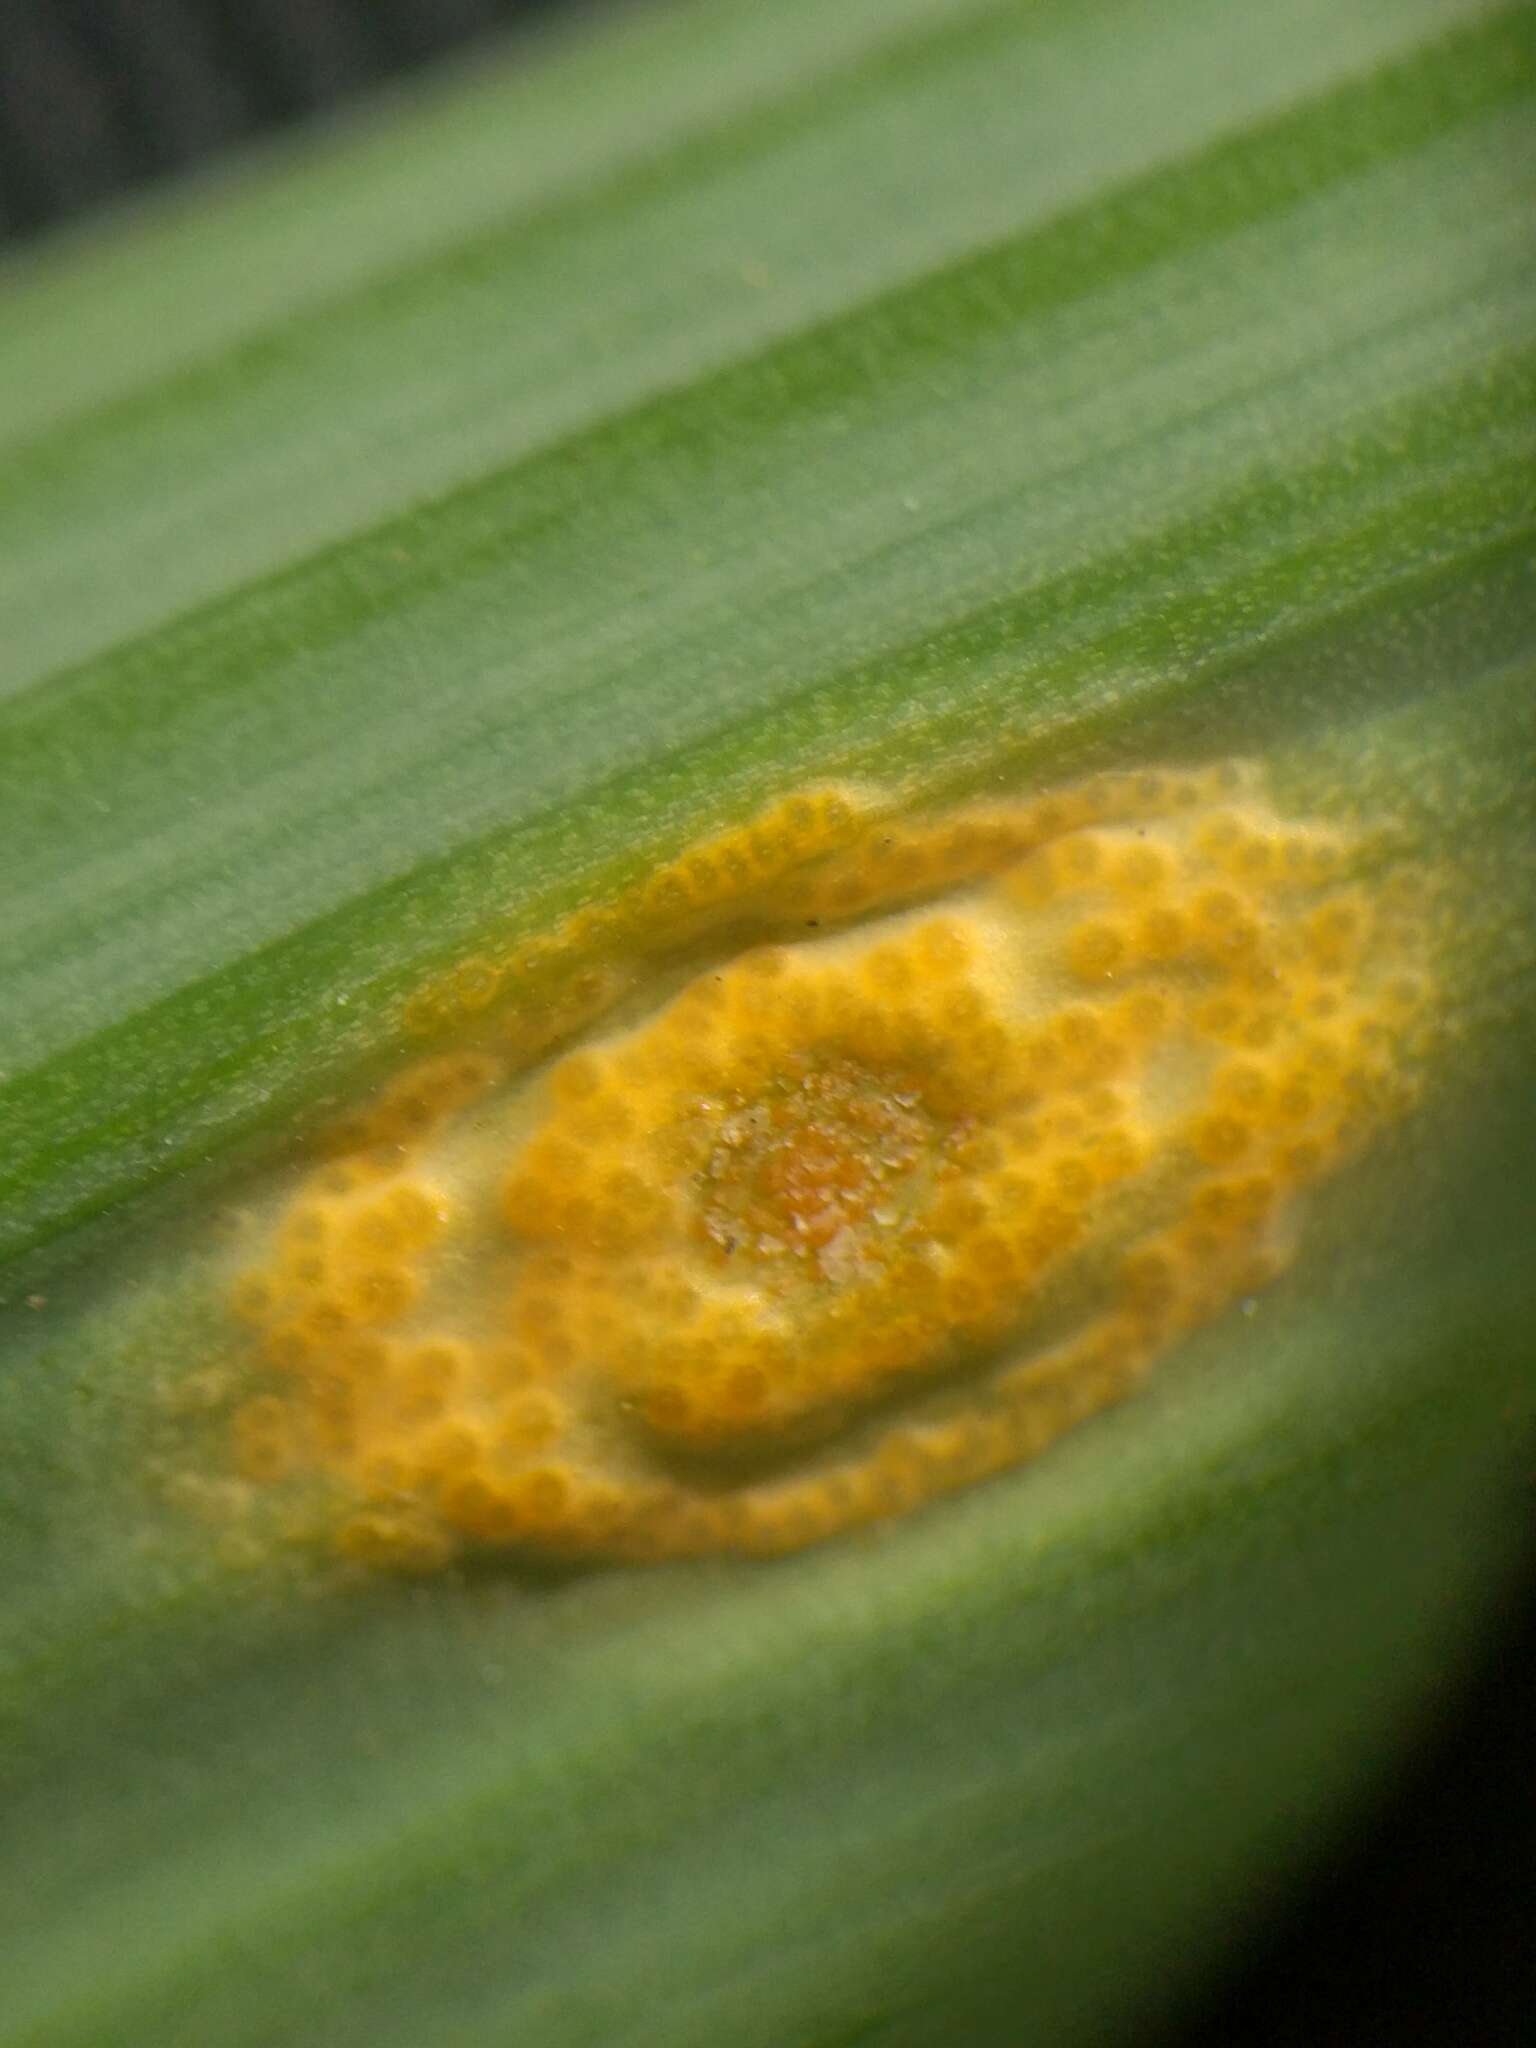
[2,3,1533,2044]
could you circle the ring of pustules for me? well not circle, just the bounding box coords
[215,762,1437,1569]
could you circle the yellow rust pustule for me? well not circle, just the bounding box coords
[193,762,1441,1569]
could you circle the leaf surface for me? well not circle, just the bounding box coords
[1,3,1533,2044]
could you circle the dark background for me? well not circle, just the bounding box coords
[0,0,573,241]
[1,4,1530,2041]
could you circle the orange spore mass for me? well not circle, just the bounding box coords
[197,762,1441,1570]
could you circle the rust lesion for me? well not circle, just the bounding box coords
[176,761,1441,1569]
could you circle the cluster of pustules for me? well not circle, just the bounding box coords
[208,761,1436,1568]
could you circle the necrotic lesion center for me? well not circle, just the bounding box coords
[693,1055,950,1281]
